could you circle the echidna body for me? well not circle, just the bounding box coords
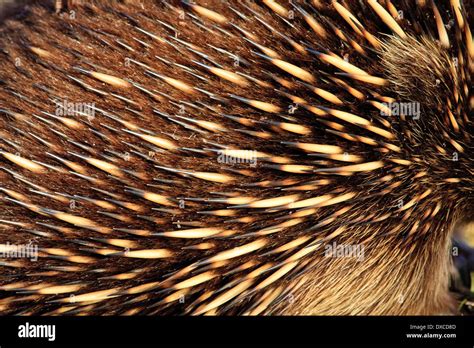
[0,0,472,315]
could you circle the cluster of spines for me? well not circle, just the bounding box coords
[0,0,471,315]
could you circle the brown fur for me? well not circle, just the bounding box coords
[0,0,472,315]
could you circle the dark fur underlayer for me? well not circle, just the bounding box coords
[0,0,472,315]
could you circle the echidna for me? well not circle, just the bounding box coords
[0,0,472,316]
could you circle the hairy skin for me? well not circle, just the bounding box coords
[283,220,456,315]
[0,1,472,315]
